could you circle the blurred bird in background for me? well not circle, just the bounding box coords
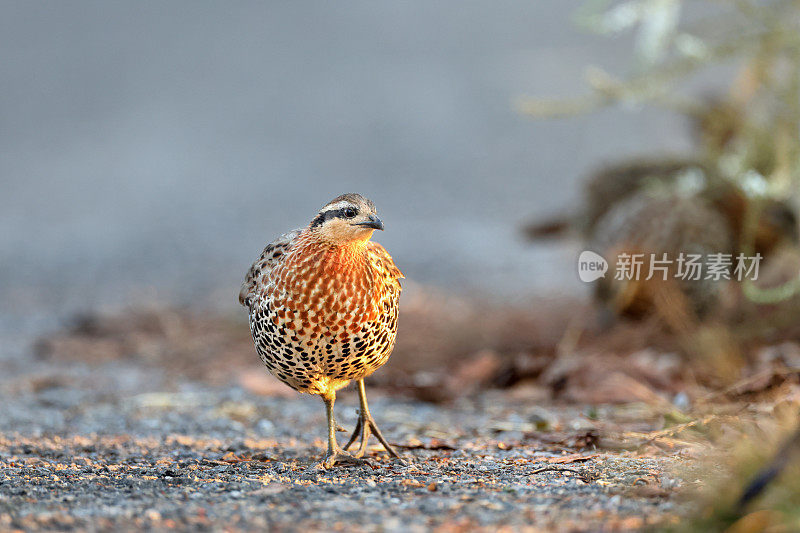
[584,160,798,330]
[525,156,798,331]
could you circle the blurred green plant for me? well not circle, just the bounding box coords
[520,0,800,304]
[520,0,800,190]
[662,408,800,532]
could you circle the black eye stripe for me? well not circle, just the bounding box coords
[329,207,360,219]
[326,208,347,220]
[310,206,361,228]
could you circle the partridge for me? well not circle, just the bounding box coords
[240,193,403,467]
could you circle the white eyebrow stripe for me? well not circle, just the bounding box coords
[322,201,355,212]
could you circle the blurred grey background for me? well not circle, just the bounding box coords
[1,1,698,330]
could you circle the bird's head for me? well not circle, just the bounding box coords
[308,193,384,244]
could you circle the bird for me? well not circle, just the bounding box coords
[239,193,404,467]
[587,180,798,329]
[588,187,734,329]
[522,156,798,327]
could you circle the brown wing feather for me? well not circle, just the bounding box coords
[366,241,404,283]
[238,229,302,307]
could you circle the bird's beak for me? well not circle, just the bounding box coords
[354,214,384,231]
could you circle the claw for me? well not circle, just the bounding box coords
[320,381,405,468]
[320,450,374,469]
[344,406,403,462]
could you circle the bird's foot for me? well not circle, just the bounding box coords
[344,412,406,464]
[320,449,374,469]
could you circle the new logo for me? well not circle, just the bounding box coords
[578,250,608,282]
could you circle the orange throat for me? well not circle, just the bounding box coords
[272,233,380,323]
[290,233,370,277]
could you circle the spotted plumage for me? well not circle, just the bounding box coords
[239,193,404,466]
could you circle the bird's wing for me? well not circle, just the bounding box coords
[239,229,303,307]
[366,241,404,285]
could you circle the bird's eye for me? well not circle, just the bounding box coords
[344,208,357,218]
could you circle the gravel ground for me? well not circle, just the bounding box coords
[0,348,685,532]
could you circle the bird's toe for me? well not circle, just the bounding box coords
[320,450,374,469]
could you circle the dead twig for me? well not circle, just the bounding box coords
[622,414,721,444]
[699,367,800,402]
[530,465,598,483]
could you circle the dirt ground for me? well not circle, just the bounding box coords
[0,366,682,532]
[3,294,800,531]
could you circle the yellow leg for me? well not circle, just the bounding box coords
[343,379,403,462]
[321,391,369,468]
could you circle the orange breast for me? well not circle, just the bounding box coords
[268,238,383,341]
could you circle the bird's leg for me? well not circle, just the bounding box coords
[321,391,368,468]
[343,379,403,462]
[343,409,369,456]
